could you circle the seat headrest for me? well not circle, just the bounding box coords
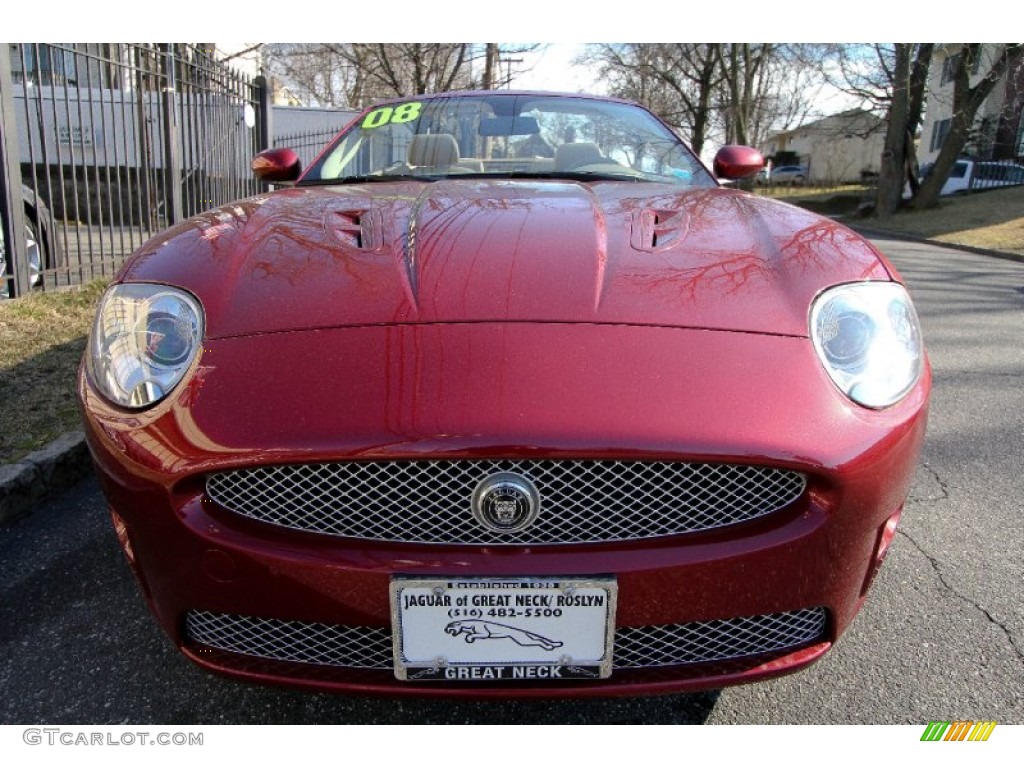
[554,142,604,171]
[408,134,460,167]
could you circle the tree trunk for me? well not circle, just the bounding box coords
[902,44,933,197]
[913,107,973,208]
[690,51,716,156]
[874,45,912,218]
[482,43,497,90]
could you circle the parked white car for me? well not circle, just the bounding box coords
[922,159,1024,196]
[758,165,808,186]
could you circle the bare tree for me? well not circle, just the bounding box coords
[822,44,933,216]
[481,43,499,90]
[265,43,474,106]
[715,44,775,146]
[824,43,901,113]
[580,44,724,155]
[263,44,362,108]
[265,43,540,110]
[477,43,539,90]
[867,44,933,217]
[751,44,829,142]
[581,43,826,156]
[357,43,474,100]
[821,43,1024,215]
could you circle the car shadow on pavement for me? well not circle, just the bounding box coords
[222,687,723,725]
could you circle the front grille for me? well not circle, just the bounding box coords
[612,609,826,668]
[185,608,826,671]
[206,460,806,545]
[186,612,393,668]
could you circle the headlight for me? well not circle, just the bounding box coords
[810,282,923,409]
[87,284,204,409]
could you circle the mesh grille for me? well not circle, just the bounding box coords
[185,608,826,671]
[206,460,806,545]
[185,612,393,669]
[613,608,827,668]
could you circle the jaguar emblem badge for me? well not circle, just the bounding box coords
[471,472,541,533]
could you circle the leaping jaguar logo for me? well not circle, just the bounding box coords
[445,620,564,651]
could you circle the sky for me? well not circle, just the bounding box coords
[512,45,602,94]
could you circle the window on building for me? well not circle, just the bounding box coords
[9,43,120,88]
[940,48,982,86]
[18,44,79,86]
[940,54,960,86]
[930,118,952,152]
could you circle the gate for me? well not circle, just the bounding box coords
[1,43,271,298]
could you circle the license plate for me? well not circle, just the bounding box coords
[390,577,617,681]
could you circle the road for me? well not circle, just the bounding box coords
[1,237,1022,724]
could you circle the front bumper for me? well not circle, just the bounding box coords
[81,323,929,696]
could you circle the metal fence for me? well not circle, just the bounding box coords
[931,159,1024,194]
[752,163,1024,207]
[1,43,271,298]
[274,127,349,169]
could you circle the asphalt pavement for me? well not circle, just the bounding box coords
[1,237,1022,724]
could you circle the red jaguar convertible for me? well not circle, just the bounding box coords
[79,91,930,696]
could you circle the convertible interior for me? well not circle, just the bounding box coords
[394,132,631,177]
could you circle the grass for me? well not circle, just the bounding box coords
[861,185,1024,256]
[758,184,1024,254]
[0,281,107,464]
[757,183,872,201]
[755,183,876,217]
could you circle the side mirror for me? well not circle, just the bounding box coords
[252,148,302,183]
[713,145,765,181]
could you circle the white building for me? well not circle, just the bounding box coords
[760,110,886,184]
[918,44,1024,166]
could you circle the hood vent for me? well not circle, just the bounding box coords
[328,208,384,251]
[630,208,688,252]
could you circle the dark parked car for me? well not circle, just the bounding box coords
[1,185,60,297]
[79,91,930,696]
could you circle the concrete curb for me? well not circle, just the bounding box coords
[0,432,93,527]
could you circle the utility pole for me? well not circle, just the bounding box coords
[501,56,523,89]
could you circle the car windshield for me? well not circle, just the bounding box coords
[301,93,713,187]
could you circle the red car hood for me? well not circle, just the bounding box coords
[121,180,892,338]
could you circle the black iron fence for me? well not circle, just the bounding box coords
[1,43,271,298]
[274,127,350,170]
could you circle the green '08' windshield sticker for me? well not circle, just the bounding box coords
[361,102,423,129]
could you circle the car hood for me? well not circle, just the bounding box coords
[120,180,892,338]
